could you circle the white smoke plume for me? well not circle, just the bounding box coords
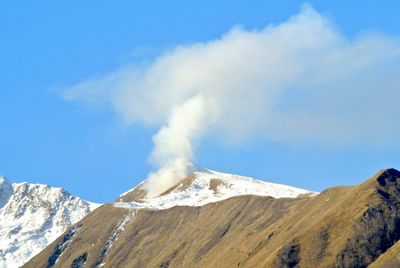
[146,95,209,197]
[63,5,400,197]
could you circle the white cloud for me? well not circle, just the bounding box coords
[63,5,400,196]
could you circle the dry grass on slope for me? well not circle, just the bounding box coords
[24,169,400,268]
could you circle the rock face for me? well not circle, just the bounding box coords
[25,169,400,268]
[0,176,99,268]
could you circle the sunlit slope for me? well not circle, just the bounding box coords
[25,169,400,268]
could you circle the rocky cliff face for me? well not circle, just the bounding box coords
[25,169,400,268]
[0,176,99,268]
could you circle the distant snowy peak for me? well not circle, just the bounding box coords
[116,168,316,210]
[0,176,100,268]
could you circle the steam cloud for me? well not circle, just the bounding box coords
[64,5,400,197]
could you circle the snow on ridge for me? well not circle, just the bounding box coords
[115,169,317,210]
[0,179,100,268]
[95,210,135,268]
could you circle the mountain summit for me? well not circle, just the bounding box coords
[0,176,99,268]
[117,167,315,209]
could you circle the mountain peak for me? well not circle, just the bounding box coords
[374,168,400,187]
[382,168,400,177]
[116,169,316,210]
[0,178,99,267]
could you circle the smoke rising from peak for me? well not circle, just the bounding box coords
[144,95,209,197]
[63,5,400,196]
[150,94,209,167]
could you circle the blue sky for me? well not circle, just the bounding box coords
[1,1,400,203]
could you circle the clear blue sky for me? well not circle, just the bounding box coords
[1,0,400,203]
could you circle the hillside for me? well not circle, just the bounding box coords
[25,168,400,268]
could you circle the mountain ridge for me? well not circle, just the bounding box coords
[117,168,316,209]
[25,168,400,268]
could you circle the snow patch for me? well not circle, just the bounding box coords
[115,169,316,210]
[95,211,135,267]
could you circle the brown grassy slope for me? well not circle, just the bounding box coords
[369,240,400,268]
[24,195,310,268]
[245,168,400,268]
[24,168,400,268]
[24,204,130,268]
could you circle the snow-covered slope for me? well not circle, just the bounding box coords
[0,176,99,268]
[116,168,316,210]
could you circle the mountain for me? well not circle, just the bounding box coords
[116,168,315,209]
[0,176,99,268]
[25,168,400,268]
